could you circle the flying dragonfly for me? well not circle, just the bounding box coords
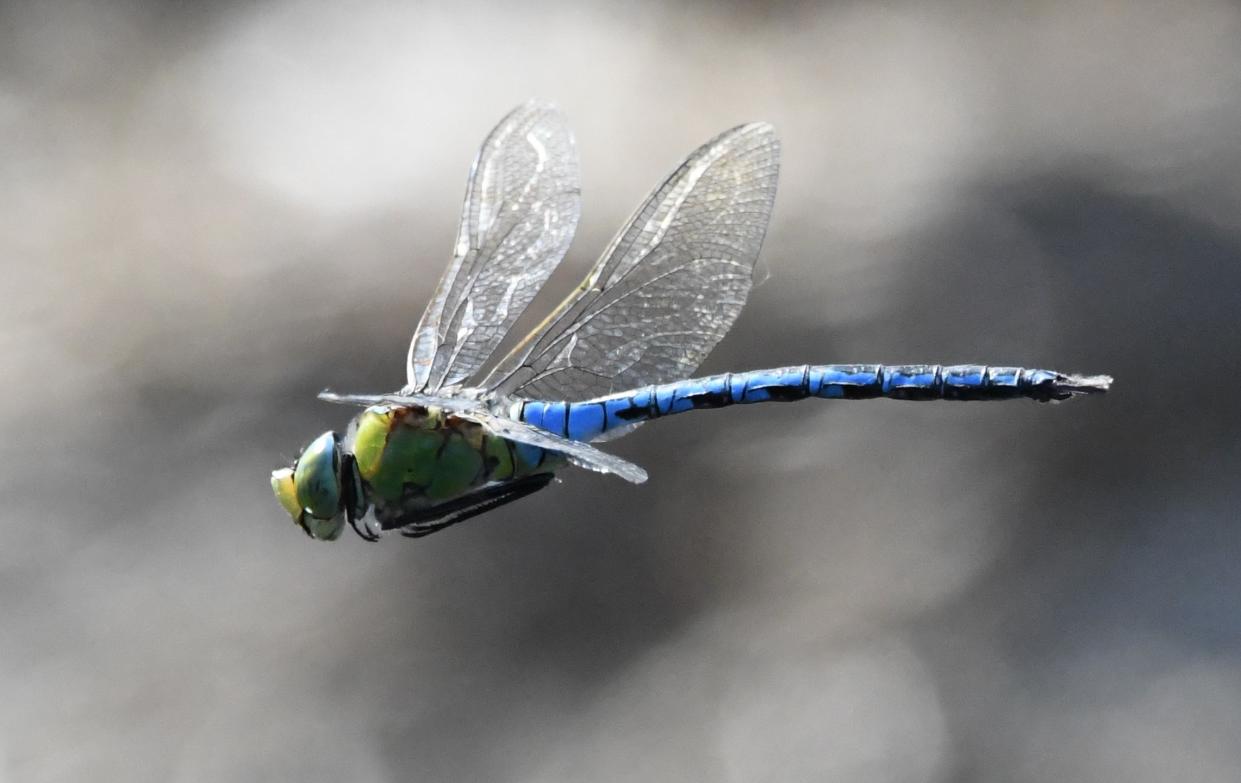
[271,101,1112,542]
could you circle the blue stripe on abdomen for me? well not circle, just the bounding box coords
[884,365,941,400]
[565,402,606,442]
[737,367,806,403]
[812,365,882,399]
[526,400,549,431]
[942,365,985,399]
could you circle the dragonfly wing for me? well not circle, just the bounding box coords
[407,101,581,392]
[478,122,780,402]
[466,410,648,484]
[318,390,482,414]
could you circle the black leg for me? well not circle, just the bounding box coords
[348,511,382,542]
[394,474,555,539]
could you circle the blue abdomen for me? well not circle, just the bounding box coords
[519,364,1111,441]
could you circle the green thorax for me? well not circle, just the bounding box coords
[348,403,560,526]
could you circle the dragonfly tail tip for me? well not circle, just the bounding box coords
[1058,373,1113,396]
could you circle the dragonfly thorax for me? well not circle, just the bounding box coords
[345,404,560,535]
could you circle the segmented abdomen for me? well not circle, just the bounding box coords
[520,364,1111,441]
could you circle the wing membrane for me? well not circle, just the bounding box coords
[318,390,482,414]
[467,409,648,483]
[479,122,779,401]
[407,101,581,392]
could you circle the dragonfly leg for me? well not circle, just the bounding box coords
[343,456,383,543]
[348,509,383,543]
[387,473,556,539]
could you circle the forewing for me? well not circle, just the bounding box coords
[407,101,581,392]
[479,122,779,401]
[318,390,481,414]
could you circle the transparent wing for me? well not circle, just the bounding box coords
[318,390,481,414]
[407,101,581,392]
[479,122,779,401]
[318,391,646,483]
[466,410,648,484]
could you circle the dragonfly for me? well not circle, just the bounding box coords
[271,101,1112,542]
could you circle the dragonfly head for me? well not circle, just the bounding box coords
[270,430,359,541]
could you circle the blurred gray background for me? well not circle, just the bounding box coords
[3,0,1239,780]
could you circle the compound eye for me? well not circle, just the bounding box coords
[294,432,343,520]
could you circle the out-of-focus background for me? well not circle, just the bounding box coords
[3,0,1239,780]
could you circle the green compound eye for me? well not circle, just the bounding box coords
[272,431,352,542]
[293,431,343,521]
